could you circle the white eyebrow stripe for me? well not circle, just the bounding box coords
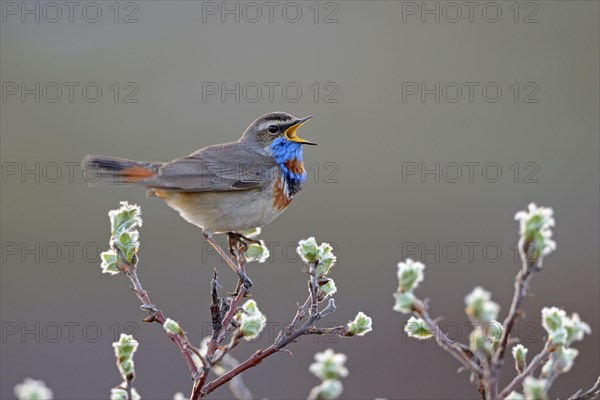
[258,121,281,131]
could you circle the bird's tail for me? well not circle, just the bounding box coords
[82,154,162,187]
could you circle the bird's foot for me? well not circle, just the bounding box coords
[240,273,253,290]
[227,274,253,296]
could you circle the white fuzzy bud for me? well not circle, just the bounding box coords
[512,344,528,374]
[112,334,139,382]
[393,291,415,314]
[236,300,267,341]
[523,376,547,400]
[464,287,500,323]
[405,316,433,340]
[309,349,349,381]
[514,203,556,259]
[163,318,182,335]
[308,379,343,400]
[14,378,53,400]
[346,312,373,336]
[396,259,425,292]
[297,237,319,263]
[244,241,270,263]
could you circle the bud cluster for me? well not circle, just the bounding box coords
[101,201,143,275]
[393,259,432,340]
[514,203,556,260]
[240,228,271,263]
[297,237,339,301]
[14,378,53,400]
[308,349,348,400]
[235,299,267,340]
[464,286,502,354]
[112,333,139,382]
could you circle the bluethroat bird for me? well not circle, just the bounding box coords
[83,112,316,288]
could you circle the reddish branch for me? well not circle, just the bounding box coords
[192,271,250,398]
[202,345,278,395]
[498,343,555,398]
[189,259,348,399]
[411,300,483,376]
[115,248,202,382]
[114,241,359,400]
[199,298,341,398]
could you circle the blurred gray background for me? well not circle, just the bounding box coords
[1,1,598,399]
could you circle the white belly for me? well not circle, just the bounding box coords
[160,187,286,235]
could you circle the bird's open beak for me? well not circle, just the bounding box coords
[284,116,317,145]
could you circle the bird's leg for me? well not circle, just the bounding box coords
[227,233,245,296]
[228,233,240,260]
[229,232,261,255]
[203,232,252,290]
[227,232,259,297]
[236,232,261,246]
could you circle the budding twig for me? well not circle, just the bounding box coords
[488,239,541,398]
[101,213,366,400]
[197,234,364,400]
[568,377,600,400]
[221,355,253,400]
[498,343,554,398]
[200,297,345,398]
[393,204,592,400]
[208,270,222,352]
[192,268,251,399]
[412,299,483,375]
[114,246,202,382]
[308,261,319,316]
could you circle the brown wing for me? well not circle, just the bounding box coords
[142,142,277,192]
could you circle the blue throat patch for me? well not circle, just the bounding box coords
[270,137,306,196]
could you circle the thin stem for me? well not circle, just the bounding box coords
[207,270,222,356]
[200,298,343,398]
[125,378,133,400]
[216,288,248,345]
[226,362,253,400]
[193,240,253,400]
[542,367,560,398]
[289,297,311,330]
[211,329,243,365]
[204,234,251,288]
[116,249,201,382]
[202,345,279,397]
[192,277,250,399]
[305,325,348,336]
[204,238,252,357]
[297,298,337,333]
[309,261,319,316]
[412,300,483,375]
[498,344,554,398]
[568,377,600,400]
[490,240,541,398]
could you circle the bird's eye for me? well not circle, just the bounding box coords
[268,125,279,134]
